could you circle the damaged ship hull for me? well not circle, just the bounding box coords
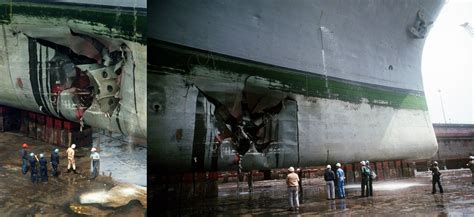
[149,0,445,172]
[0,1,146,138]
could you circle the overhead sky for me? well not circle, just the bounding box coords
[422,0,473,124]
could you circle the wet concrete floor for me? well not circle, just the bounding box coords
[92,132,147,186]
[0,131,146,216]
[165,169,474,216]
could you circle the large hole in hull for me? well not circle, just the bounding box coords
[195,77,295,156]
[25,29,132,121]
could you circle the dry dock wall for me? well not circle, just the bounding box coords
[0,105,92,147]
[424,123,474,170]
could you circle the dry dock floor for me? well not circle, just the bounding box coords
[0,131,146,216]
[166,169,474,216]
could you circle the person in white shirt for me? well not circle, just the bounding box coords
[90,147,100,180]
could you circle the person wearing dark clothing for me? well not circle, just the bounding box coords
[20,143,29,174]
[39,153,48,182]
[29,153,39,183]
[360,161,370,197]
[297,168,304,201]
[247,171,254,192]
[324,165,336,200]
[51,149,60,177]
[467,156,474,184]
[430,161,443,194]
[366,160,373,197]
[332,166,339,198]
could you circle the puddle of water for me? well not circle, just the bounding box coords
[79,183,147,210]
[92,132,147,186]
[345,182,427,191]
[452,199,474,204]
[80,191,110,204]
[375,182,427,191]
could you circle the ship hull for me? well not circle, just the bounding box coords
[149,0,445,171]
[150,41,437,172]
[0,2,147,138]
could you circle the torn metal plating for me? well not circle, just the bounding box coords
[191,74,298,170]
[0,23,146,138]
[25,29,125,115]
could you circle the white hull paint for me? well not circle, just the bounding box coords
[0,12,146,138]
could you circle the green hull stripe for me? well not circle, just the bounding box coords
[150,40,427,111]
[0,2,146,43]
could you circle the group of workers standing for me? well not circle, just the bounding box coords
[20,143,101,183]
[360,160,374,197]
[323,161,374,200]
[285,159,456,211]
[21,143,61,183]
[286,160,375,211]
[323,163,348,200]
[275,152,474,212]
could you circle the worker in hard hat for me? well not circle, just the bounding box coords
[20,143,29,174]
[324,164,336,200]
[430,161,444,194]
[29,152,39,183]
[39,153,48,182]
[89,147,100,179]
[360,161,370,197]
[286,166,300,211]
[366,160,373,197]
[467,155,474,184]
[67,144,78,174]
[335,163,346,199]
[50,148,60,177]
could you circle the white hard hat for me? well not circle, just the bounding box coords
[360,161,366,166]
[336,163,341,167]
[71,144,76,149]
[288,167,295,172]
[39,153,44,158]
[91,147,96,152]
[470,156,474,160]
[326,165,331,169]
[55,80,60,84]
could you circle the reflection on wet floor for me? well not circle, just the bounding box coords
[0,131,146,216]
[93,132,147,186]
[345,182,427,191]
[163,169,474,216]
